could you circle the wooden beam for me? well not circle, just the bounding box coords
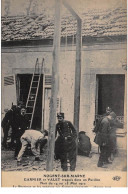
[46,0,62,171]
[62,0,82,133]
[73,18,82,133]
[62,0,81,20]
[124,72,127,133]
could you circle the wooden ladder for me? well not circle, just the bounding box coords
[26,58,44,128]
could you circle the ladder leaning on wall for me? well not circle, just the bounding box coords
[26,58,44,128]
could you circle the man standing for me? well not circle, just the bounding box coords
[104,107,120,160]
[108,112,118,160]
[14,106,29,158]
[1,105,17,149]
[94,113,116,167]
[55,113,77,171]
[105,107,112,116]
[17,129,48,164]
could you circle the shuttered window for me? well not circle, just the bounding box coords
[45,75,52,86]
[4,76,14,86]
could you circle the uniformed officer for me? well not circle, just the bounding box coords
[103,108,121,160]
[55,113,77,171]
[105,107,112,116]
[94,113,116,167]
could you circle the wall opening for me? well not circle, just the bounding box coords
[16,74,43,129]
[96,74,125,116]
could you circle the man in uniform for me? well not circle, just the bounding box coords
[104,107,122,160]
[105,107,112,116]
[55,113,77,171]
[94,112,116,167]
[108,111,118,160]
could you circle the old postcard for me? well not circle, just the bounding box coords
[1,0,127,187]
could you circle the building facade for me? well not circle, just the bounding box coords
[1,6,127,148]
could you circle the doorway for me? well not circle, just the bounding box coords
[16,74,43,129]
[96,74,125,116]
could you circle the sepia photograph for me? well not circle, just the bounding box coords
[1,0,127,187]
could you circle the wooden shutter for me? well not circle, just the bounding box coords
[2,75,17,110]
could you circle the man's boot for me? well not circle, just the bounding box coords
[35,157,43,161]
[97,160,107,168]
[104,159,112,164]
[17,161,22,166]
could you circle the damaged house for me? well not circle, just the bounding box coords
[1,6,127,148]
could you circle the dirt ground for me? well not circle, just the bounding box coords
[1,146,127,172]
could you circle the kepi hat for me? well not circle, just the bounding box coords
[106,107,112,111]
[57,112,64,118]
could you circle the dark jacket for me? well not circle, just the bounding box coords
[1,109,14,128]
[55,120,77,159]
[15,114,29,137]
[56,120,77,140]
[78,133,91,155]
[94,117,110,146]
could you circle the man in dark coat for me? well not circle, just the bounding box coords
[1,110,11,149]
[78,131,91,157]
[103,108,122,160]
[94,113,116,167]
[108,111,119,160]
[55,113,77,171]
[1,105,17,149]
[14,106,29,158]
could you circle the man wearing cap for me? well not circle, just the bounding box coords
[103,107,118,158]
[104,107,121,160]
[108,111,118,160]
[105,107,112,116]
[95,113,116,167]
[55,113,77,171]
[17,129,48,164]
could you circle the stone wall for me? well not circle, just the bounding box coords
[1,42,127,144]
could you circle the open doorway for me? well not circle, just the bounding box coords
[16,74,43,129]
[96,74,125,116]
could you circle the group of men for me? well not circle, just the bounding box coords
[2,103,121,171]
[55,107,122,170]
[2,104,48,164]
[2,104,29,155]
[2,105,91,171]
[94,107,122,168]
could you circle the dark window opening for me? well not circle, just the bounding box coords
[97,74,125,116]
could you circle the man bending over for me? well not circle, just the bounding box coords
[17,129,48,164]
